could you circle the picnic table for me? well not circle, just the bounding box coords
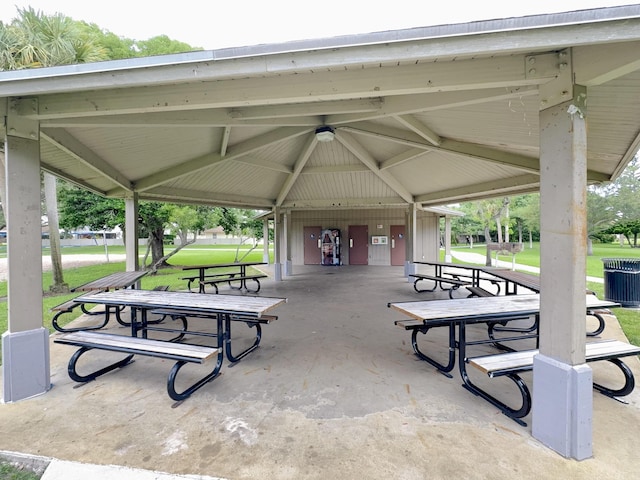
[74,288,285,341]
[389,294,629,425]
[477,268,608,336]
[390,294,544,375]
[413,261,502,296]
[52,270,149,332]
[181,261,267,293]
[390,293,617,374]
[71,270,149,293]
[479,268,540,295]
[55,289,287,402]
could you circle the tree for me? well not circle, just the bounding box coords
[141,205,220,272]
[494,197,510,243]
[58,184,124,232]
[510,194,540,247]
[136,35,198,56]
[58,184,226,269]
[44,173,67,292]
[170,205,219,246]
[449,210,482,246]
[58,185,175,268]
[138,202,173,270]
[589,156,640,247]
[80,23,136,60]
[217,208,265,262]
[603,220,640,247]
[82,27,198,60]
[1,6,201,280]
[608,156,640,247]
[0,7,107,292]
[586,187,617,254]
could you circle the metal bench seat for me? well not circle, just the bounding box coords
[54,331,223,404]
[200,274,268,294]
[464,339,640,424]
[409,274,470,298]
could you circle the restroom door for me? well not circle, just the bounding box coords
[348,225,368,265]
[303,226,322,264]
[390,225,406,266]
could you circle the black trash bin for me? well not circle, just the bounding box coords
[602,258,640,307]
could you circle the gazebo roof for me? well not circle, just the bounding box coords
[2,5,640,210]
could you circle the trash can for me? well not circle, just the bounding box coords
[602,258,640,307]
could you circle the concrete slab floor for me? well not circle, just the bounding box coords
[1,265,639,479]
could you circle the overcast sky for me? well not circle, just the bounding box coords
[0,1,637,50]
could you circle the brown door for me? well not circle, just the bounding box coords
[348,225,368,265]
[390,225,406,266]
[304,226,322,264]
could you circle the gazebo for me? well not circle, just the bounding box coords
[2,5,640,460]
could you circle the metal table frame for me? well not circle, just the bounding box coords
[75,289,287,365]
[68,270,149,327]
[413,261,502,295]
[389,295,619,421]
[181,262,267,293]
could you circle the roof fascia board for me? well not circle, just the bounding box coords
[0,97,6,137]
[328,87,538,126]
[29,55,541,120]
[42,98,382,128]
[2,8,640,96]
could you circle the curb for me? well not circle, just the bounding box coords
[1,450,228,480]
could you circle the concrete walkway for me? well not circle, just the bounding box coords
[1,265,637,479]
[449,249,604,283]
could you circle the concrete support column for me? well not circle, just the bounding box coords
[273,208,282,281]
[262,219,270,264]
[444,216,452,262]
[284,210,292,276]
[533,93,591,459]
[124,194,139,272]
[405,204,417,279]
[2,123,50,402]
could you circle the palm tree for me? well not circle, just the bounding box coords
[0,7,107,291]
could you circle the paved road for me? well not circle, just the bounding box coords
[0,254,127,282]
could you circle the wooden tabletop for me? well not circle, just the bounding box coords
[389,294,618,323]
[181,262,266,271]
[75,289,287,317]
[480,268,541,292]
[414,261,483,269]
[71,271,149,292]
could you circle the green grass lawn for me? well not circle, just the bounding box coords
[0,460,41,480]
[450,242,640,277]
[447,242,640,346]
